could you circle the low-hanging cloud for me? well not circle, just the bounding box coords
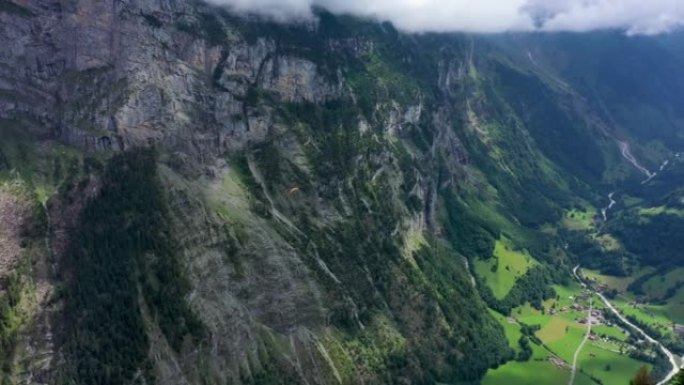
[210,0,684,35]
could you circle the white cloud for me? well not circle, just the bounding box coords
[317,0,532,33]
[208,0,684,35]
[524,0,684,35]
[216,0,313,21]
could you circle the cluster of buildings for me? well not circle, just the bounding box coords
[578,309,605,326]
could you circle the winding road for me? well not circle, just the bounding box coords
[572,266,682,385]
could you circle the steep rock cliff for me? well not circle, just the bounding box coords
[1,1,682,385]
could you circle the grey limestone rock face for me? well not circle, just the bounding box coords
[1,0,340,155]
[1,2,489,384]
[1,2,378,384]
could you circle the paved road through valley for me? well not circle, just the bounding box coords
[572,266,681,385]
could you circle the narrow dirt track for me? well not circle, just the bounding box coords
[568,297,593,385]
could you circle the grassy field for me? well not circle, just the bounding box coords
[582,267,684,337]
[663,286,684,324]
[583,269,653,292]
[485,309,574,385]
[592,324,629,341]
[489,309,523,352]
[485,283,655,385]
[475,237,537,299]
[577,343,651,385]
[541,288,593,363]
[513,303,553,326]
[639,206,684,217]
[482,270,659,385]
[609,296,673,332]
[482,342,596,385]
[546,323,587,363]
[563,208,597,231]
[552,284,587,304]
[641,267,684,299]
[482,357,569,385]
[587,268,684,326]
[592,233,622,252]
[537,317,573,343]
[509,287,585,360]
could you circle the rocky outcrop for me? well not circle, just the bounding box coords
[0,185,31,277]
[2,2,414,384]
[2,1,571,385]
[1,0,341,156]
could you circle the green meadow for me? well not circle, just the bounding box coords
[545,323,587,363]
[641,267,684,299]
[577,343,651,385]
[583,268,653,292]
[608,296,674,335]
[475,237,537,299]
[482,338,597,385]
[484,285,653,385]
[589,268,684,327]
[663,286,684,324]
[639,206,684,217]
[592,324,629,342]
[488,309,523,351]
[563,208,597,231]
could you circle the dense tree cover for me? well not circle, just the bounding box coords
[625,339,671,379]
[609,166,684,270]
[609,212,684,267]
[620,312,684,376]
[59,149,202,385]
[481,266,557,315]
[563,229,631,276]
[457,106,571,229]
[516,336,533,362]
[671,370,684,385]
[626,268,684,301]
[516,323,541,362]
[624,166,684,202]
[441,192,498,259]
[440,184,559,313]
[492,62,606,185]
[525,33,684,149]
[405,243,513,383]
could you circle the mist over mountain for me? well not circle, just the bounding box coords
[2,1,684,385]
[210,0,684,34]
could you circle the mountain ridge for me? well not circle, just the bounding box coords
[1,1,684,384]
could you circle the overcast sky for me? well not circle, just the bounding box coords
[209,0,684,35]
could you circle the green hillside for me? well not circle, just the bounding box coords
[2,2,684,385]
